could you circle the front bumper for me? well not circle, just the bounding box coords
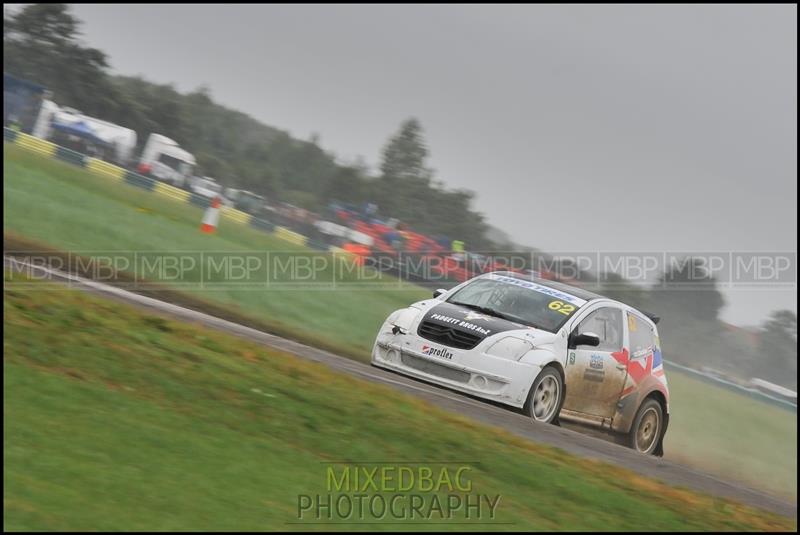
[371,334,539,408]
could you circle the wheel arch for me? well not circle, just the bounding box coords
[645,388,668,414]
[523,361,567,425]
[621,390,669,457]
[519,350,566,398]
[544,360,565,383]
[548,361,568,425]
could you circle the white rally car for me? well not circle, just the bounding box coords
[372,271,670,455]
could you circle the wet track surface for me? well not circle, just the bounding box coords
[4,257,796,518]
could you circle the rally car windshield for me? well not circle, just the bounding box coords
[446,276,586,332]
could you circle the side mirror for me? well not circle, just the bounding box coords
[433,288,447,298]
[569,331,601,349]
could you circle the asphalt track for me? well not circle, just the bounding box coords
[4,257,796,518]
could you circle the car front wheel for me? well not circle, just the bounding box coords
[524,367,564,424]
[628,398,663,455]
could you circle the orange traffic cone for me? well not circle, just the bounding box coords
[200,196,221,233]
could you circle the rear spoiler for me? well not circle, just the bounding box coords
[641,310,661,325]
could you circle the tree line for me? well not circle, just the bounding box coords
[4,4,494,248]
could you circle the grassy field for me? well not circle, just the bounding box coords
[3,143,797,501]
[665,371,796,500]
[3,144,429,361]
[4,279,795,530]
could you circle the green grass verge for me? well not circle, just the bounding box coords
[665,370,797,500]
[4,279,794,530]
[3,143,429,362]
[3,143,797,501]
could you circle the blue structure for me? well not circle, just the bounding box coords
[3,72,48,133]
[51,119,110,148]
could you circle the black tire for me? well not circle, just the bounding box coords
[628,398,663,455]
[524,366,564,424]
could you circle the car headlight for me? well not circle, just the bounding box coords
[385,309,402,325]
[386,307,422,334]
[485,336,534,361]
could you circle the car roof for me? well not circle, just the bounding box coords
[488,271,661,324]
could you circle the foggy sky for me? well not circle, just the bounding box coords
[40,5,800,323]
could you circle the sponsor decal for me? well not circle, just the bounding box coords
[568,352,576,365]
[422,344,454,360]
[589,354,604,370]
[430,313,492,337]
[464,311,491,322]
[487,274,587,306]
[583,368,605,382]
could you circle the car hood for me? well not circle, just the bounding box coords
[416,300,558,345]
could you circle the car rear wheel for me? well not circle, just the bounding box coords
[628,398,663,455]
[524,367,563,424]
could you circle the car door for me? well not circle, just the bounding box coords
[562,305,628,418]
